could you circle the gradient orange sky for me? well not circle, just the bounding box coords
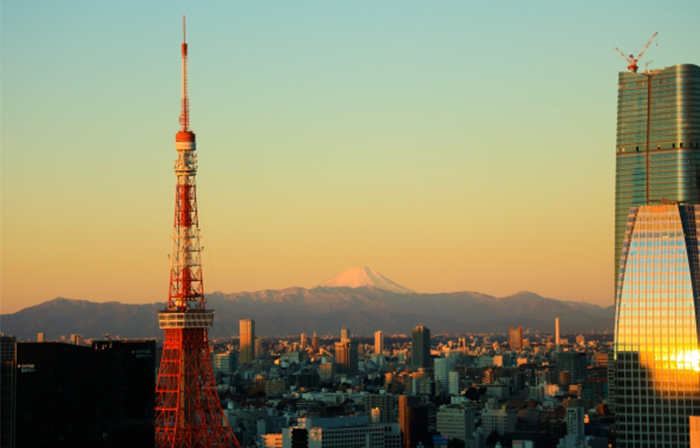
[2,1,699,313]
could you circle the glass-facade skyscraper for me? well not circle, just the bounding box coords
[614,64,700,286]
[614,203,700,447]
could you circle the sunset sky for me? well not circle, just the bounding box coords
[2,1,699,314]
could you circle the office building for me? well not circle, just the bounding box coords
[411,326,431,368]
[614,203,700,447]
[448,371,460,396]
[212,350,238,378]
[1,335,16,448]
[311,331,320,353]
[434,357,456,395]
[282,417,401,448]
[334,339,358,376]
[614,64,700,285]
[510,326,523,351]
[375,330,384,355]
[300,332,307,349]
[481,399,516,437]
[399,395,430,448]
[340,326,350,341]
[556,352,588,385]
[255,336,263,358]
[364,394,396,423]
[436,405,476,447]
[14,340,156,448]
[239,319,255,364]
[555,318,561,352]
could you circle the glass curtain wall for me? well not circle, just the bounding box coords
[614,203,700,448]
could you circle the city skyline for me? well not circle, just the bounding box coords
[3,2,700,314]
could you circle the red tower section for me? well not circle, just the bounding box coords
[155,17,240,448]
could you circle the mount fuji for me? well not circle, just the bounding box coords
[317,267,415,294]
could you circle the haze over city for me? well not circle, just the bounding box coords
[2,1,699,314]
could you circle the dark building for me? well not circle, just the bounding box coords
[398,395,429,448]
[14,340,156,448]
[556,352,588,385]
[334,339,358,376]
[311,332,320,353]
[364,394,396,423]
[1,335,17,448]
[411,326,431,368]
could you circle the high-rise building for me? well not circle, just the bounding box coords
[334,339,358,376]
[436,405,476,447]
[399,395,430,448]
[255,336,263,358]
[364,394,396,423]
[509,326,523,351]
[556,352,587,385]
[614,203,700,447]
[411,326,431,368]
[448,371,460,396]
[311,331,320,353]
[239,319,255,364]
[1,335,16,448]
[154,19,239,447]
[300,332,307,350]
[554,318,561,352]
[341,326,350,341]
[614,64,700,285]
[212,350,238,379]
[375,330,384,355]
[15,340,156,448]
[434,357,456,395]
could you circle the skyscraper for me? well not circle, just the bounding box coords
[411,326,431,368]
[334,339,358,376]
[509,326,523,351]
[614,64,700,285]
[311,331,320,353]
[399,395,429,448]
[239,319,255,365]
[375,330,384,355]
[614,203,700,448]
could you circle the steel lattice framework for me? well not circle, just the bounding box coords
[155,17,240,448]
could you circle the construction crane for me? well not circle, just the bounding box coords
[616,32,658,73]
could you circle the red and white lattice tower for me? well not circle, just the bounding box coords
[155,17,240,448]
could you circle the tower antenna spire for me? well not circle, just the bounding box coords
[180,15,190,132]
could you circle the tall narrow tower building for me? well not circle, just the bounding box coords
[614,64,700,285]
[154,18,240,448]
[239,319,255,364]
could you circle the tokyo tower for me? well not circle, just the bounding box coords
[155,17,240,448]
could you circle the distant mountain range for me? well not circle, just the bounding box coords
[1,268,613,340]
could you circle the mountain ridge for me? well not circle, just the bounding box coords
[1,286,613,339]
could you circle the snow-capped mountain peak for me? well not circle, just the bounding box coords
[317,267,415,294]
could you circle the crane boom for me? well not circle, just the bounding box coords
[637,32,658,61]
[615,32,658,73]
[615,47,633,63]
